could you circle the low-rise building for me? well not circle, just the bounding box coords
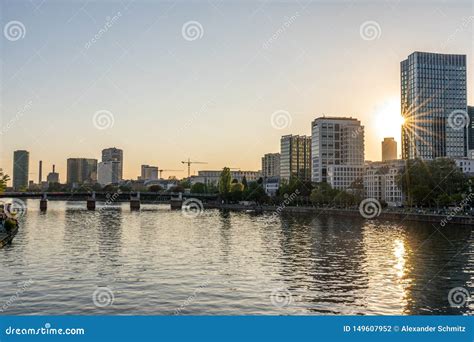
[363,160,405,207]
[454,158,474,176]
[197,170,261,186]
[263,177,280,196]
[327,165,364,191]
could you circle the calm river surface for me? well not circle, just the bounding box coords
[1,199,473,315]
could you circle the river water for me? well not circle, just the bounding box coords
[1,199,472,315]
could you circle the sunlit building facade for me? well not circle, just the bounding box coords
[401,52,467,160]
[311,117,364,185]
[280,135,312,182]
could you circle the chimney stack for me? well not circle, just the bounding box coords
[39,160,43,184]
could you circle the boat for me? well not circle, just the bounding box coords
[0,213,19,248]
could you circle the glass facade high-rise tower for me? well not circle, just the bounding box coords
[13,150,29,190]
[280,135,311,182]
[468,106,474,153]
[401,52,467,160]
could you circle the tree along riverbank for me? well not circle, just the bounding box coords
[205,203,474,226]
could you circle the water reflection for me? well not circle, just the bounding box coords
[0,199,472,315]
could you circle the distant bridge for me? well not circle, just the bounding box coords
[0,192,219,202]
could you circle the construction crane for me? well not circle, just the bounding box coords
[158,169,183,179]
[181,158,208,178]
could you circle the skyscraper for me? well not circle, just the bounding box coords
[311,117,364,184]
[101,147,123,182]
[261,153,280,178]
[280,135,311,182]
[468,106,474,154]
[67,158,98,185]
[13,150,29,191]
[401,52,467,160]
[382,137,397,161]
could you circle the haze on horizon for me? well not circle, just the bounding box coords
[1,0,473,184]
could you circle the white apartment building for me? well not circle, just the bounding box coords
[197,170,261,186]
[327,165,364,190]
[311,117,364,189]
[363,160,405,207]
[454,159,474,176]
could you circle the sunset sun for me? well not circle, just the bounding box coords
[373,98,404,139]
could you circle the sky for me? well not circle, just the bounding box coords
[1,0,473,184]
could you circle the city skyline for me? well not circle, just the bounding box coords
[1,1,473,184]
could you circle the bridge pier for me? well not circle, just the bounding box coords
[40,193,48,211]
[170,192,183,210]
[87,191,96,211]
[130,192,141,210]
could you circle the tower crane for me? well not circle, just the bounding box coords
[181,158,208,178]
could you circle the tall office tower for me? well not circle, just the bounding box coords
[468,106,474,156]
[98,161,121,186]
[261,153,280,178]
[382,137,397,161]
[311,117,364,184]
[401,52,467,160]
[141,165,159,181]
[280,135,312,182]
[101,147,123,182]
[67,158,98,185]
[13,150,29,190]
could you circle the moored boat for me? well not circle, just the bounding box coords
[0,209,19,248]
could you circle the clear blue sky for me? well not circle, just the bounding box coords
[1,0,473,182]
